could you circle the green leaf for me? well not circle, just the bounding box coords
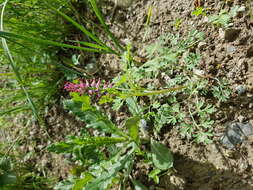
[125,116,140,142]
[148,168,161,178]
[131,179,149,190]
[73,173,94,190]
[0,157,11,172]
[112,97,124,111]
[126,97,140,116]
[54,177,75,190]
[151,140,173,170]
[47,136,127,154]
[84,145,135,190]
[47,3,113,50]
[0,3,44,127]
[0,172,17,187]
[70,93,92,111]
[64,100,127,137]
[88,0,124,52]
[148,168,161,184]
[0,31,105,53]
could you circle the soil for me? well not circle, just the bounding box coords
[100,0,253,189]
[3,0,253,189]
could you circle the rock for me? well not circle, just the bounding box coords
[237,6,246,13]
[203,16,209,23]
[237,115,245,123]
[226,45,236,54]
[235,85,247,95]
[139,119,149,131]
[239,122,253,136]
[193,69,205,76]
[198,42,207,50]
[85,63,98,75]
[224,28,241,42]
[220,122,253,149]
[219,28,225,39]
[220,135,237,149]
[246,46,253,57]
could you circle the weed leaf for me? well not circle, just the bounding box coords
[131,179,149,190]
[125,116,140,143]
[151,140,173,170]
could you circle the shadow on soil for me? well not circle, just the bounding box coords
[160,152,253,190]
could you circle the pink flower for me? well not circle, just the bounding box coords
[64,79,113,97]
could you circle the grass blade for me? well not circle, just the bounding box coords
[0,31,109,53]
[89,0,124,52]
[0,106,29,116]
[48,4,119,55]
[49,4,104,46]
[70,40,110,51]
[0,0,50,138]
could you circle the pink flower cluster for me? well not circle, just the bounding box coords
[64,79,113,96]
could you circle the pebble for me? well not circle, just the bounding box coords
[203,16,209,23]
[239,122,253,136]
[235,85,247,95]
[219,28,225,39]
[193,69,205,76]
[226,45,236,54]
[198,42,207,50]
[220,122,253,149]
[237,115,245,123]
[140,119,151,132]
[85,63,98,75]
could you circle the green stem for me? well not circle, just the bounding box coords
[119,85,186,98]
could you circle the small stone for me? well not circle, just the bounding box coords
[37,145,44,150]
[140,119,149,131]
[193,69,205,76]
[85,63,98,74]
[221,122,253,149]
[238,122,253,136]
[224,28,241,42]
[226,45,236,54]
[246,46,253,57]
[220,135,236,149]
[235,85,247,95]
[237,6,246,13]
[221,123,244,149]
[203,16,209,23]
[198,42,207,50]
[63,153,72,160]
[219,28,225,39]
[237,115,245,123]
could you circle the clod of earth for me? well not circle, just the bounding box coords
[224,28,241,42]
